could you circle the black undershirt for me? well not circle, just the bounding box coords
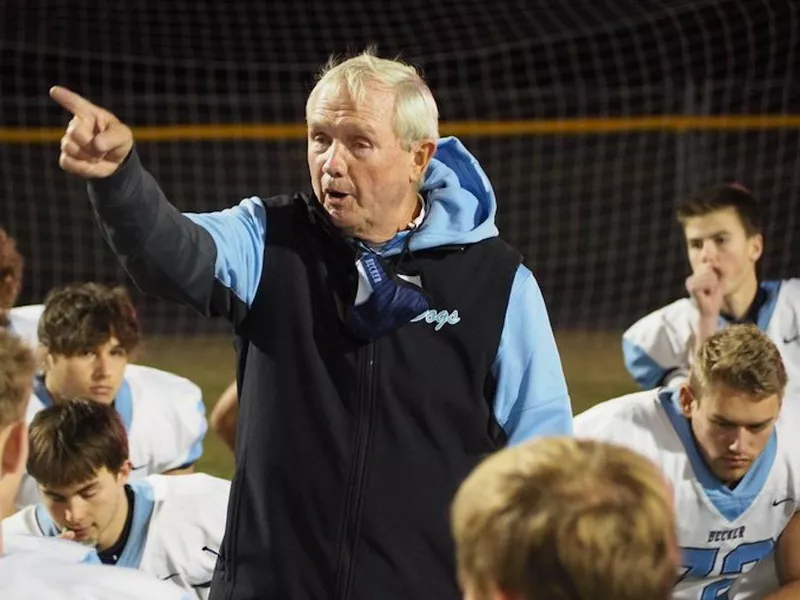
[98,484,135,565]
[720,285,767,325]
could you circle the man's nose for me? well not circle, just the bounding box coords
[93,354,111,379]
[700,240,717,263]
[322,141,347,178]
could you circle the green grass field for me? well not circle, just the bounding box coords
[138,330,640,479]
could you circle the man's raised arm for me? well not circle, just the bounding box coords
[50,86,264,323]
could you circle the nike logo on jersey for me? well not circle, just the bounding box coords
[773,498,795,506]
[784,334,800,344]
[131,464,148,471]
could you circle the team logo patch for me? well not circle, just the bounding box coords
[411,309,461,331]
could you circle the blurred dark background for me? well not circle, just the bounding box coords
[1,0,798,333]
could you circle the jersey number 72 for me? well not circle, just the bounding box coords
[680,540,774,599]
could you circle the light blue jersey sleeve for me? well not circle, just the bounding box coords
[620,302,695,389]
[184,196,268,308]
[622,337,670,389]
[491,265,573,445]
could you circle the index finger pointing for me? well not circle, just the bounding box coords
[49,85,98,116]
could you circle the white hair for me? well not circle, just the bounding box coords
[306,49,440,150]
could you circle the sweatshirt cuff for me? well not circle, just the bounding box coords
[87,146,142,206]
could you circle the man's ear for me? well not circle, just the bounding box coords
[34,344,48,369]
[0,420,28,480]
[410,140,436,184]
[41,346,55,372]
[116,459,133,486]
[679,384,696,419]
[748,233,763,263]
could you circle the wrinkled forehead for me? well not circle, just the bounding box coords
[307,78,395,121]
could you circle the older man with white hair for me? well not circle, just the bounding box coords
[49,49,573,600]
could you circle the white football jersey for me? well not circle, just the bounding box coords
[574,389,800,600]
[15,363,208,508]
[7,303,43,349]
[4,532,99,563]
[622,279,800,393]
[3,473,229,600]
[0,552,192,600]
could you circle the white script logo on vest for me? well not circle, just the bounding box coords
[411,309,461,331]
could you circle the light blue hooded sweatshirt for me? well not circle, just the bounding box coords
[188,136,573,444]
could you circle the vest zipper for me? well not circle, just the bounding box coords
[334,341,377,599]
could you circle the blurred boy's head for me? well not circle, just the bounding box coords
[0,229,24,322]
[451,437,678,600]
[0,330,37,552]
